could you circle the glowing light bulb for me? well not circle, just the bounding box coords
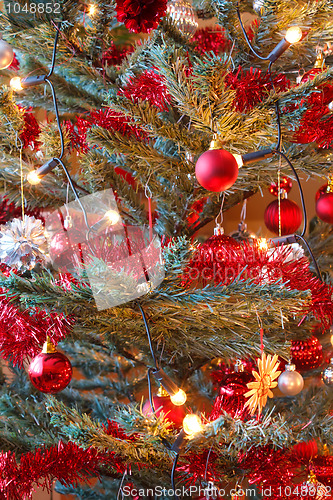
[104,209,120,225]
[27,170,41,185]
[170,389,187,406]
[10,76,23,92]
[330,334,333,346]
[88,4,97,16]
[257,238,268,251]
[233,154,244,168]
[285,27,302,44]
[183,414,203,436]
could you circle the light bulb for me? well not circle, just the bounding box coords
[183,414,203,436]
[104,209,120,225]
[285,27,302,44]
[233,154,244,168]
[88,4,97,16]
[10,76,23,92]
[170,389,187,406]
[257,238,268,251]
[27,170,41,185]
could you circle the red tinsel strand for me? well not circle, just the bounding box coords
[183,239,333,329]
[65,108,146,153]
[120,70,172,111]
[0,300,72,367]
[0,195,43,225]
[177,450,221,487]
[225,66,290,112]
[0,441,124,500]
[115,0,167,33]
[192,27,230,55]
[294,83,333,148]
[16,105,41,150]
[100,42,135,67]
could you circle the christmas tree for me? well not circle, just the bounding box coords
[0,0,333,498]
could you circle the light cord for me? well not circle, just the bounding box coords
[136,301,158,370]
[295,234,322,280]
[147,367,156,414]
[171,453,180,500]
[236,2,267,61]
[47,21,62,77]
[45,78,65,160]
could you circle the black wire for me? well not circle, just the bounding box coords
[45,79,65,160]
[47,21,62,77]
[136,301,158,369]
[171,453,180,500]
[147,367,156,414]
[268,61,282,151]
[295,234,322,281]
[274,149,307,237]
[54,157,91,230]
[236,2,267,61]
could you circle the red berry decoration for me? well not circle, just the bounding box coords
[28,337,72,394]
[142,391,186,428]
[210,368,254,421]
[269,176,293,197]
[291,336,323,372]
[316,184,333,224]
[264,198,302,235]
[195,138,239,192]
[116,0,168,33]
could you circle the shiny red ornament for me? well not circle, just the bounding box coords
[269,176,293,197]
[142,394,186,428]
[316,192,333,224]
[291,336,323,372]
[210,370,254,420]
[264,198,302,235]
[28,339,72,393]
[195,148,238,192]
[291,439,318,462]
[316,184,329,203]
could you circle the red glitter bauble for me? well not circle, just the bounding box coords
[195,149,238,192]
[28,351,72,393]
[316,192,333,224]
[142,395,186,428]
[291,336,323,372]
[301,67,323,83]
[264,198,302,235]
[269,176,293,197]
[210,370,254,420]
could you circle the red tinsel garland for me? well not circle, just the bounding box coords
[177,450,221,487]
[192,27,230,55]
[0,300,72,367]
[101,42,135,67]
[183,239,333,329]
[17,105,41,150]
[120,70,172,111]
[65,108,146,153]
[116,0,167,33]
[293,84,333,148]
[0,195,43,225]
[225,66,290,112]
[0,441,117,500]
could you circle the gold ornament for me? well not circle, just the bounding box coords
[244,352,281,415]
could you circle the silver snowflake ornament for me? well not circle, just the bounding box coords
[0,215,46,270]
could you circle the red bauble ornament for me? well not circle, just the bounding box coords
[142,394,186,428]
[316,191,333,224]
[291,336,323,372]
[269,176,293,197]
[210,370,253,420]
[264,198,302,235]
[195,148,238,192]
[301,53,326,83]
[28,337,72,393]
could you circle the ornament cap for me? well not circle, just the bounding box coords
[314,51,326,69]
[157,385,169,397]
[214,223,224,236]
[209,134,223,150]
[234,359,245,373]
[307,470,317,483]
[285,363,296,371]
[42,336,57,354]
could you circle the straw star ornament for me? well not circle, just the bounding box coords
[244,352,281,415]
